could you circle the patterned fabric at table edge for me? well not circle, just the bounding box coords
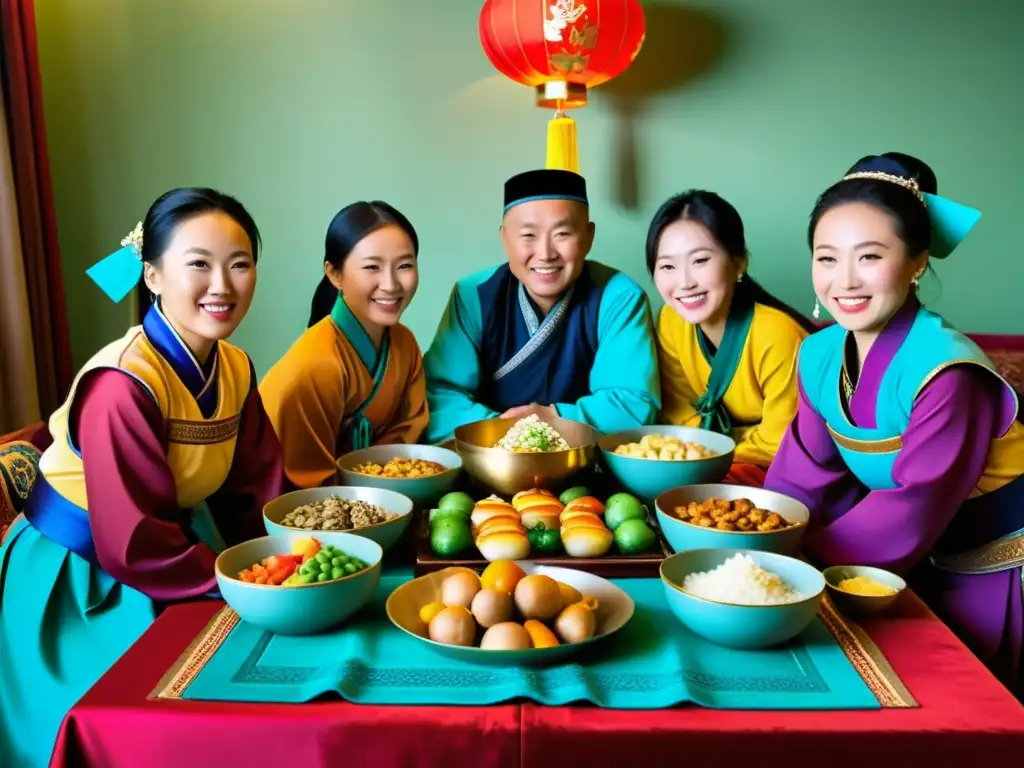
[819,594,916,707]
[149,596,917,708]
[0,440,43,541]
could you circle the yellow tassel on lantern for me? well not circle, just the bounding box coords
[546,113,580,174]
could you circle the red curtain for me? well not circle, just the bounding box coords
[1,0,73,416]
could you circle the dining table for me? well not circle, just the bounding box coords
[50,568,1024,768]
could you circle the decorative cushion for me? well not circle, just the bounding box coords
[969,336,1024,396]
[0,440,42,542]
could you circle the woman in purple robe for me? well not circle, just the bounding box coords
[765,152,1024,695]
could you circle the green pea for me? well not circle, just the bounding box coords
[322,546,337,557]
[315,551,330,564]
[331,567,344,580]
[343,562,357,574]
[331,557,343,567]
[335,555,350,565]
[320,562,332,574]
[298,572,316,584]
[316,572,329,582]
[350,560,364,570]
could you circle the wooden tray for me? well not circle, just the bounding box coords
[413,506,673,578]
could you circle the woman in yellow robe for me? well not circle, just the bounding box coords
[260,201,428,489]
[648,190,816,486]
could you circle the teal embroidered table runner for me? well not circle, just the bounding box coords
[155,572,915,710]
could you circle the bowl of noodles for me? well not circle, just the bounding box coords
[454,415,599,496]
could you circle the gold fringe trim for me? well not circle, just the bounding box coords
[819,595,918,708]
[149,606,239,700]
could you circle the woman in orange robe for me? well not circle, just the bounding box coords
[260,201,428,489]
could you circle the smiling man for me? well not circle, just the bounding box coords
[423,169,660,443]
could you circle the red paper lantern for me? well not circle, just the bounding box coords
[479,0,645,108]
[479,0,646,172]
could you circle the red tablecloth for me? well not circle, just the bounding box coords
[53,591,1024,768]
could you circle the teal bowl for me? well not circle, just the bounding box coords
[655,484,809,555]
[660,548,825,649]
[823,564,906,618]
[215,532,382,635]
[598,426,735,502]
[264,486,414,553]
[336,444,463,508]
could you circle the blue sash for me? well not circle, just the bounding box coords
[23,474,98,565]
[23,474,229,567]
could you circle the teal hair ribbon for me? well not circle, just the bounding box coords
[86,221,144,302]
[85,244,143,302]
[923,192,982,259]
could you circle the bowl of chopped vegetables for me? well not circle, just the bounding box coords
[263,486,415,553]
[215,532,383,635]
[454,415,600,496]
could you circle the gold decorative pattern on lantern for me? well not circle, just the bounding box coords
[550,51,590,74]
[569,23,598,50]
[546,1,597,76]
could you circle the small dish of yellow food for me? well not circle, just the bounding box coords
[835,576,899,597]
[822,565,905,617]
[351,457,449,478]
[613,433,716,461]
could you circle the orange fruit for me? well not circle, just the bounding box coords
[480,559,526,594]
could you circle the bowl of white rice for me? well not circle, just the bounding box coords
[660,548,825,649]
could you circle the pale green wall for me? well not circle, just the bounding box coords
[35,0,1023,374]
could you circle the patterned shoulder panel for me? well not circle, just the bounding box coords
[0,440,42,535]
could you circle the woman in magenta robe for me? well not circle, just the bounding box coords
[0,188,285,768]
[765,152,1024,695]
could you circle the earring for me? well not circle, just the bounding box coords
[736,273,744,283]
[812,298,821,320]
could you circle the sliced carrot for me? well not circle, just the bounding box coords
[524,619,560,648]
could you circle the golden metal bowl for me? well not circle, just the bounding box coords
[454,416,600,497]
